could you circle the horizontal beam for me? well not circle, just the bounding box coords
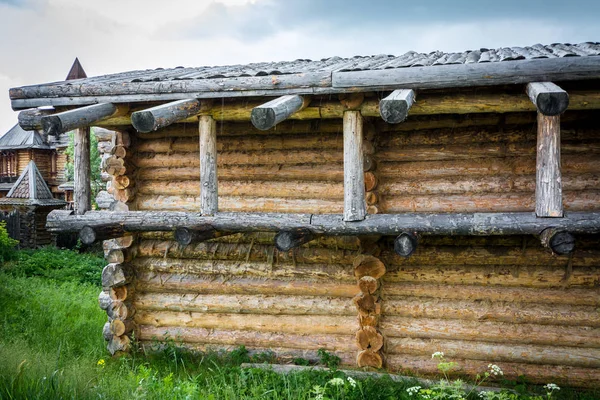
[379,89,415,123]
[18,107,55,131]
[526,82,569,116]
[41,103,127,135]
[131,99,201,132]
[46,211,600,236]
[250,95,306,130]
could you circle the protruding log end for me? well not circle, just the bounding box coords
[102,263,131,288]
[41,115,62,136]
[251,95,305,130]
[358,276,378,294]
[353,255,386,279]
[250,108,277,131]
[379,89,415,123]
[131,111,157,133]
[107,334,131,355]
[355,327,384,352]
[18,108,54,131]
[79,224,127,245]
[357,349,383,369]
[274,228,315,251]
[394,232,419,258]
[527,82,569,116]
[353,293,378,316]
[540,228,575,255]
[174,225,219,246]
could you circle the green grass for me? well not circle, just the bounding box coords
[0,246,598,399]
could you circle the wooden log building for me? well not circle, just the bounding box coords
[10,42,600,387]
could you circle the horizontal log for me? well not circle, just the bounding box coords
[540,228,576,255]
[379,89,415,123]
[131,99,201,132]
[383,265,599,288]
[527,82,569,116]
[138,325,354,353]
[80,224,127,245]
[41,103,127,136]
[17,107,55,130]
[46,210,600,236]
[380,317,600,348]
[131,257,355,282]
[134,311,356,335]
[385,354,600,388]
[134,292,355,316]
[382,297,600,326]
[251,95,306,130]
[387,337,600,368]
[101,263,131,288]
[135,272,360,297]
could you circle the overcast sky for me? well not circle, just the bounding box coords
[0,0,599,134]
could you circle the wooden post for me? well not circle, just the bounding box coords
[74,127,91,215]
[199,115,218,215]
[343,111,366,222]
[536,113,563,217]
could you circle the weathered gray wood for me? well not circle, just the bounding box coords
[79,224,127,245]
[46,211,600,236]
[379,89,415,123]
[74,127,91,215]
[40,103,120,136]
[540,228,576,255]
[10,57,600,110]
[174,225,218,246]
[536,113,563,217]
[199,115,218,215]
[394,232,418,258]
[101,263,130,288]
[274,228,315,251]
[250,95,305,130]
[17,108,54,130]
[343,111,366,222]
[131,99,201,132]
[98,290,112,310]
[526,82,569,116]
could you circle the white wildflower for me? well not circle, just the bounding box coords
[406,386,422,396]
[544,383,560,391]
[431,351,444,359]
[488,364,503,376]
[346,376,357,388]
[328,377,345,386]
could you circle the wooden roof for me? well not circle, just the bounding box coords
[9,42,600,109]
[0,124,50,150]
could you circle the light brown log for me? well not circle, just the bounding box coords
[536,113,563,217]
[380,317,600,348]
[353,293,378,316]
[132,258,355,282]
[365,192,379,206]
[353,255,386,279]
[110,319,135,337]
[137,239,356,265]
[114,188,135,203]
[356,350,383,368]
[138,325,355,353]
[358,276,378,294]
[136,194,344,213]
[111,145,127,158]
[379,191,600,213]
[134,311,355,335]
[387,337,600,368]
[107,334,131,355]
[355,326,384,352]
[104,156,126,176]
[136,180,344,199]
[106,249,126,264]
[134,292,355,316]
[385,354,600,388]
[363,172,378,192]
[106,301,135,320]
[359,315,379,328]
[110,286,129,301]
[114,175,132,189]
[381,297,600,326]
[135,272,360,297]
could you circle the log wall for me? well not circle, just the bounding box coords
[122,108,600,387]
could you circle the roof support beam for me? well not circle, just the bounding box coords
[41,103,128,136]
[526,82,569,116]
[250,95,308,130]
[18,108,54,131]
[343,110,366,222]
[131,99,202,133]
[379,89,415,123]
[199,115,218,215]
[46,211,600,236]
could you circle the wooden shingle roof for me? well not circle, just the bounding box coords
[0,161,65,206]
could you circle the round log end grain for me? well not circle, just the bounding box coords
[353,255,386,279]
[357,349,383,369]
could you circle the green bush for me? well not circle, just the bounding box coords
[0,221,18,262]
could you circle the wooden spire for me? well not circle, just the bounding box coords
[66,58,87,80]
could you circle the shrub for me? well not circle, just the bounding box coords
[0,221,18,262]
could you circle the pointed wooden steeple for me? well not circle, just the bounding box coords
[66,58,87,80]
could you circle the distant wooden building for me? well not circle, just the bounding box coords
[10,42,600,387]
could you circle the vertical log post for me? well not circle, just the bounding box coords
[199,115,218,215]
[74,127,91,215]
[343,111,366,222]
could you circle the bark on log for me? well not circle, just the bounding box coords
[274,228,316,251]
[355,326,384,352]
[527,82,569,116]
[343,111,366,221]
[101,263,131,288]
[540,228,576,255]
[251,95,306,130]
[379,89,415,123]
[353,255,386,279]
[131,99,202,132]
[356,349,383,368]
[536,113,563,217]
